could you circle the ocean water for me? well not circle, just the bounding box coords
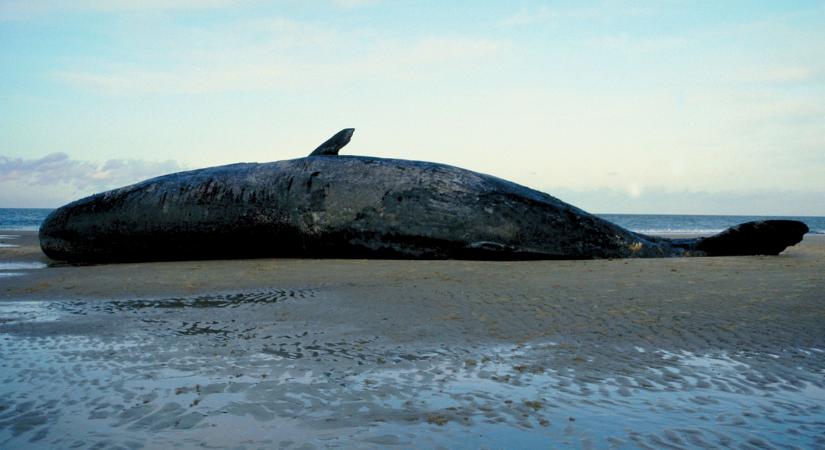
[0,208,823,235]
[600,213,825,235]
[0,208,53,231]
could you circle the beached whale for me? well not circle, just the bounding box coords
[39,129,808,263]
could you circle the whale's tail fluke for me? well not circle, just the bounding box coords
[671,220,808,256]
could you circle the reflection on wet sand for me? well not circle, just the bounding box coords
[0,262,47,270]
[1,291,824,449]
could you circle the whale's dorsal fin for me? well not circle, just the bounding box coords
[309,128,354,156]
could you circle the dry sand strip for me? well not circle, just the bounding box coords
[1,230,824,448]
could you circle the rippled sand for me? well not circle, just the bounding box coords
[1,231,824,448]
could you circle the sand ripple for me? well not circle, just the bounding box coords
[1,290,824,448]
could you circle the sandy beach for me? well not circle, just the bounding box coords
[1,230,824,448]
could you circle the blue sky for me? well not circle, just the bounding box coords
[1,0,824,214]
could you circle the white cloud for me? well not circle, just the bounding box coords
[550,186,825,216]
[1,0,376,17]
[0,0,254,17]
[55,66,299,95]
[734,66,819,84]
[499,3,657,28]
[408,37,503,64]
[54,31,506,95]
[586,33,688,53]
[330,0,379,7]
[0,153,185,190]
[500,6,562,27]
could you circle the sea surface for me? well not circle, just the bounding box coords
[0,208,53,231]
[1,208,823,234]
[600,213,825,235]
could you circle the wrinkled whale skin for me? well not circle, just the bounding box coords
[40,155,808,263]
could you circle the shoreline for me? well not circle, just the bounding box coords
[2,230,824,447]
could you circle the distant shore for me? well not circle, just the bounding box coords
[1,230,824,447]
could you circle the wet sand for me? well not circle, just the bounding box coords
[1,230,824,448]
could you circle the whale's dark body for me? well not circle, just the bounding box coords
[39,130,808,263]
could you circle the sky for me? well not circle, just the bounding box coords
[1,0,824,215]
